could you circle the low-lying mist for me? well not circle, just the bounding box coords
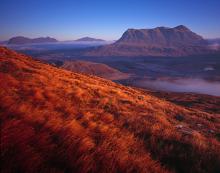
[136,78,220,96]
[4,41,112,51]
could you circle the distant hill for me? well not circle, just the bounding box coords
[7,36,58,44]
[75,37,105,42]
[0,40,8,45]
[61,60,130,80]
[86,25,214,57]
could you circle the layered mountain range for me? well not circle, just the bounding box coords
[86,25,214,57]
[2,26,219,57]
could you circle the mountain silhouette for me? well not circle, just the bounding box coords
[7,36,58,44]
[86,25,213,57]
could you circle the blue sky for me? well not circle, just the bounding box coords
[0,0,220,41]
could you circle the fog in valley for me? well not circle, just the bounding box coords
[4,43,220,97]
[135,78,220,96]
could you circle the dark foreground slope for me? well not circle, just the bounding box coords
[0,47,220,173]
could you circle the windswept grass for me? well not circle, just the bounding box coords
[0,47,220,173]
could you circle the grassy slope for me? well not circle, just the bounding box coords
[0,47,220,173]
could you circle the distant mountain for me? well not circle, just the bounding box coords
[117,25,207,46]
[61,60,130,80]
[7,36,58,44]
[0,40,8,45]
[75,37,105,42]
[86,25,214,57]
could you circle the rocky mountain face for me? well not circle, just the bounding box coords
[7,36,58,44]
[117,25,206,46]
[86,25,214,57]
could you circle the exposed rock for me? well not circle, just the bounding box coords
[174,114,185,121]
[86,25,214,57]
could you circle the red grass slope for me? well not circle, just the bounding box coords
[0,47,220,173]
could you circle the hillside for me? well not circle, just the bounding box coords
[61,60,130,80]
[0,47,220,173]
[86,25,214,57]
[7,36,58,44]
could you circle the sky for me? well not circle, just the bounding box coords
[0,0,220,41]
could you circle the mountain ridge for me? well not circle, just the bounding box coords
[116,25,206,46]
[75,37,105,42]
[7,36,58,44]
[86,25,214,57]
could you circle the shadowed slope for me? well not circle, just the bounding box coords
[0,47,220,173]
[146,90,220,114]
[61,60,130,80]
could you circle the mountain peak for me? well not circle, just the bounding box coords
[174,25,190,31]
[75,37,105,42]
[117,25,204,46]
[87,25,210,57]
[156,26,170,30]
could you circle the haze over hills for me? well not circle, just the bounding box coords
[207,38,220,50]
[86,25,215,57]
[75,37,105,42]
[0,47,220,173]
[7,36,58,45]
[3,28,219,57]
[208,38,220,44]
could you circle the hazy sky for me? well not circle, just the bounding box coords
[0,0,220,41]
